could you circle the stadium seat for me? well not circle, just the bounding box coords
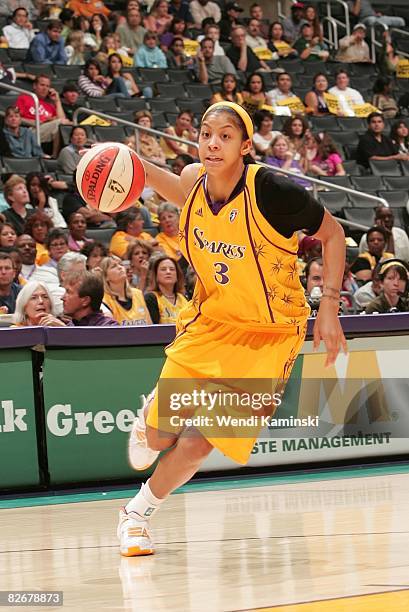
[149,98,178,113]
[343,144,358,160]
[53,65,82,79]
[400,161,409,177]
[370,160,402,177]
[2,157,43,174]
[318,191,349,214]
[7,48,27,61]
[56,173,74,184]
[151,112,168,129]
[383,176,409,190]
[350,63,378,76]
[60,124,94,146]
[343,207,375,229]
[276,59,303,74]
[350,76,373,90]
[351,176,385,191]
[42,158,59,173]
[184,83,213,99]
[303,61,328,75]
[320,176,351,188]
[377,191,409,208]
[348,192,379,208]
[328,130,359,146]
[155,83,183,97]
[23,63,54,77]
[167,69,194,83]
[93,126,127,142]
[138,68,168,83]
[85,228,115,246]
[0,95,18,109]
[117,98,147,112]
[176,98,206,113]
[309,115,339,131]
[294,74,311,88]
[337,117,367,131]
[343,160,362,175]
[87,98,120,112]
[0,48,9,63]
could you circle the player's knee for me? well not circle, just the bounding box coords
[178,433,213,464]
[146,426,175,451]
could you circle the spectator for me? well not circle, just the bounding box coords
[210,73,243,105]
[65,30,86,65]
[60,83,82,123]
[0,252,21,314]
[24,211,53,265]
[15,234,39,280]
[134,32,167,68]
[109,209,153,259]
[3,175,33,235]
[166,35,194,69]
[155,203,181,260]
[282,115,310,159]
[372,77,398,120]
[190,0,221,29]
[0,223,17,249]
[67,0,111,19]
[26,173,67,229]
[350,225,394,282]
[101,255,151,325]
[347,0,405,28]
[100,32,134,66]
[60,8,75,41]
[62,172,115,227]
[245,18,269,53]
[72,15,96,51]
[265,134,311,190]
[13,281,58,326]
[357,112,408,169]
[336,23,371,63]
[25,20,67,65]
[309,133,346,176]
[391,119,409,155]
[58,126,90,175]
[365,261,409,314]
[359,206,409,263]
[379,31,400,76]
[267,22,297,59]
[294,23,329,62]
[16,74,67,157]
[242,72,272,117]
[249,2,268,39]
[283,2,305,44]
[160,110,198,160]
[328,69,365,117]
[128,110,166,165]
[267,72,298,106]
[1,7,35,49]
[227,26,269,73]
[169,0,193,26]
[31,229,70,290]
[144,0,173,36]
[115,8,146,57]
[2,105,43,159]
[252,109,280,156]
[305,73,331,116]
[127,239,154,290]
[0,0,37,19]
[197,22,225,56]
[60,270,118,326]
[67,211,93,252]
[171,153,194,176]
[107,53,146,97]
[220,2,244,43]
[195,37,236,85]
[354,264,381,308]
[88,13,110,51]
[303,4,324,42]
[78,58,129,98]
[81,241,108,271]
[305,256,323,295]
[144,255,187,324]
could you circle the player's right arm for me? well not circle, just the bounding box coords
[141,159,201,209]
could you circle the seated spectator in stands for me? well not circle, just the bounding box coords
[60,270,118,326]
[195,37,236,85]
[354,264,382,309]
[156,203,181,260]
[25,20,67,65]
[127,110,166,165]
[100,32,134,66]
[0,0,37,20]
[78,58,129,98]
[328,69,365,117]
[115,8,146,57]
[166,35,195,69]
[372,76,398,120]
[357,112,408,169]
[252,109,280,157]
[58,126,90,175]
[242,72,272,117]
[0,252,21,314]
[134,32,167,68]
[365,260,409,314]
[81,241,108,271]
[351,225,394,282]
[267,22,297,59]
[107,53,146,97]
[101,256,151,325]
[391,119,409,155]
[171,153,194,175]
[60,83,82,123]
[13,281,57,326]
[15,234,38,281]
[267,72,298,106]
[348,0,405,28]
[265,134,311,190]
[16,74,68,158]
[359,206,409,263]
[109,209,153,259]
[379,31,400,76]
[127,239,154,291]
[67,211,93,252]
[294,23,329,62]
[309,133,346,176]
[67,0,111,20]
[304,256,323,295]
[160,110,198,160]
[282,2,305,44]
[219,2,244,43]
[245,18,268,54]
[65,30,86,65]
[37,229,69,281]
[227,26,270,74]
[60,8,75,41]
[144,255,187,324]
[305,73,332,116]
[190,0,221,30]
[169,0,193,26]
[24,211,53,265]
[2,106,43,159]
[144,0,173,36]
[282,115,310,159]
[1,7,35,49]
[3,175,33,235]
[88,13,110,51]
[249,3,268,38]
[0,223,17,250]
[26,173,67,229]
[304,4,324,43]
[336,23,370,63]
[62,173,115,228]
[197,22,225,56]
[210,73,243,105]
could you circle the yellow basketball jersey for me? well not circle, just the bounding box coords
[178,164,310,333]
[103,288,151,326]
[154,291,188,324]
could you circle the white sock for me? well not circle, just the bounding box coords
[125,480,166,521]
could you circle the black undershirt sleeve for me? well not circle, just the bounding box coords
[144,292,160,324]
[254,167,325,238]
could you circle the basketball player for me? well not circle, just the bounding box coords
[118,102,347,556]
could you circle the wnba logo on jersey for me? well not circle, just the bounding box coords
[229,209,238,222]
[193,227,246,259]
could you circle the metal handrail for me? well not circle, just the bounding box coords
[322,16,339,50]
[0,81,41,146]
[326,0,350,36]
[370,26,409,63]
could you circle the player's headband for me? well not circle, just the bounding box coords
[379,259,409,276]
[202,102,254,140]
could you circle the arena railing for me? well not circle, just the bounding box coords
[325,0,351,36]
[72,107,388,233]
[369,25,409,64]
[0,81,41,147]
[322,16,339,50]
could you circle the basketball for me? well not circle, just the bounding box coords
[76,142,145,213]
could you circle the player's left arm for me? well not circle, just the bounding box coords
[311,209,348,366]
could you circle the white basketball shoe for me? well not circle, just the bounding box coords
[117,507,154,556]
[128,391,160,470]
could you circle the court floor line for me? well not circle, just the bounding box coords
[1,462,409,509]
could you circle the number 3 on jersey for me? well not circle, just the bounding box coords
[214,262,230,285]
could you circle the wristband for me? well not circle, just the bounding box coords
[323,285,340,296]
[321,294,340,301]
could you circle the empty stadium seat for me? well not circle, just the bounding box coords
[87,98,120,112]
[2,157,43,174]
[369,160,402,176]
[23,63,54,77]
[167,69,194,83]
[320,176,351,188]
[0,95,18,109]
[7,48,27,61]
[328,130,359,146]
[303,61,328,74]
[184,83,213,99]
[176,98,206,113]
[94,126,127,142]
[343,144,358,160]
[276,59,303,74]
[348,192,379,208]
[318,191,349,214]
[139,68,168,83]
[117,98,147,112]
[400,161,409,177]
[53,65,82,79]
[309,115,339,131]
[85,228,115,246]
[155,83,183,97]
[149,98,178,113]
[377,191,409,208]
[383,176,409,190]
[42,158,59,173]
[151,112,168,129]
[351,176,385,191]
[343,160,362,175]
[337,117,367,131]
[343,207,375,229]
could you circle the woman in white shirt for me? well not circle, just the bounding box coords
[252,109,280,157]
[26,173,67,229]
[328,69,364,117]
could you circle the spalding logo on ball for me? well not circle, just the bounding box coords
[76,142,145,213]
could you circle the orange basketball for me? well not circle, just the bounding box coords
[76,143,145,213]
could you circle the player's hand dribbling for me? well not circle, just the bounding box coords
[313,302,347,367]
